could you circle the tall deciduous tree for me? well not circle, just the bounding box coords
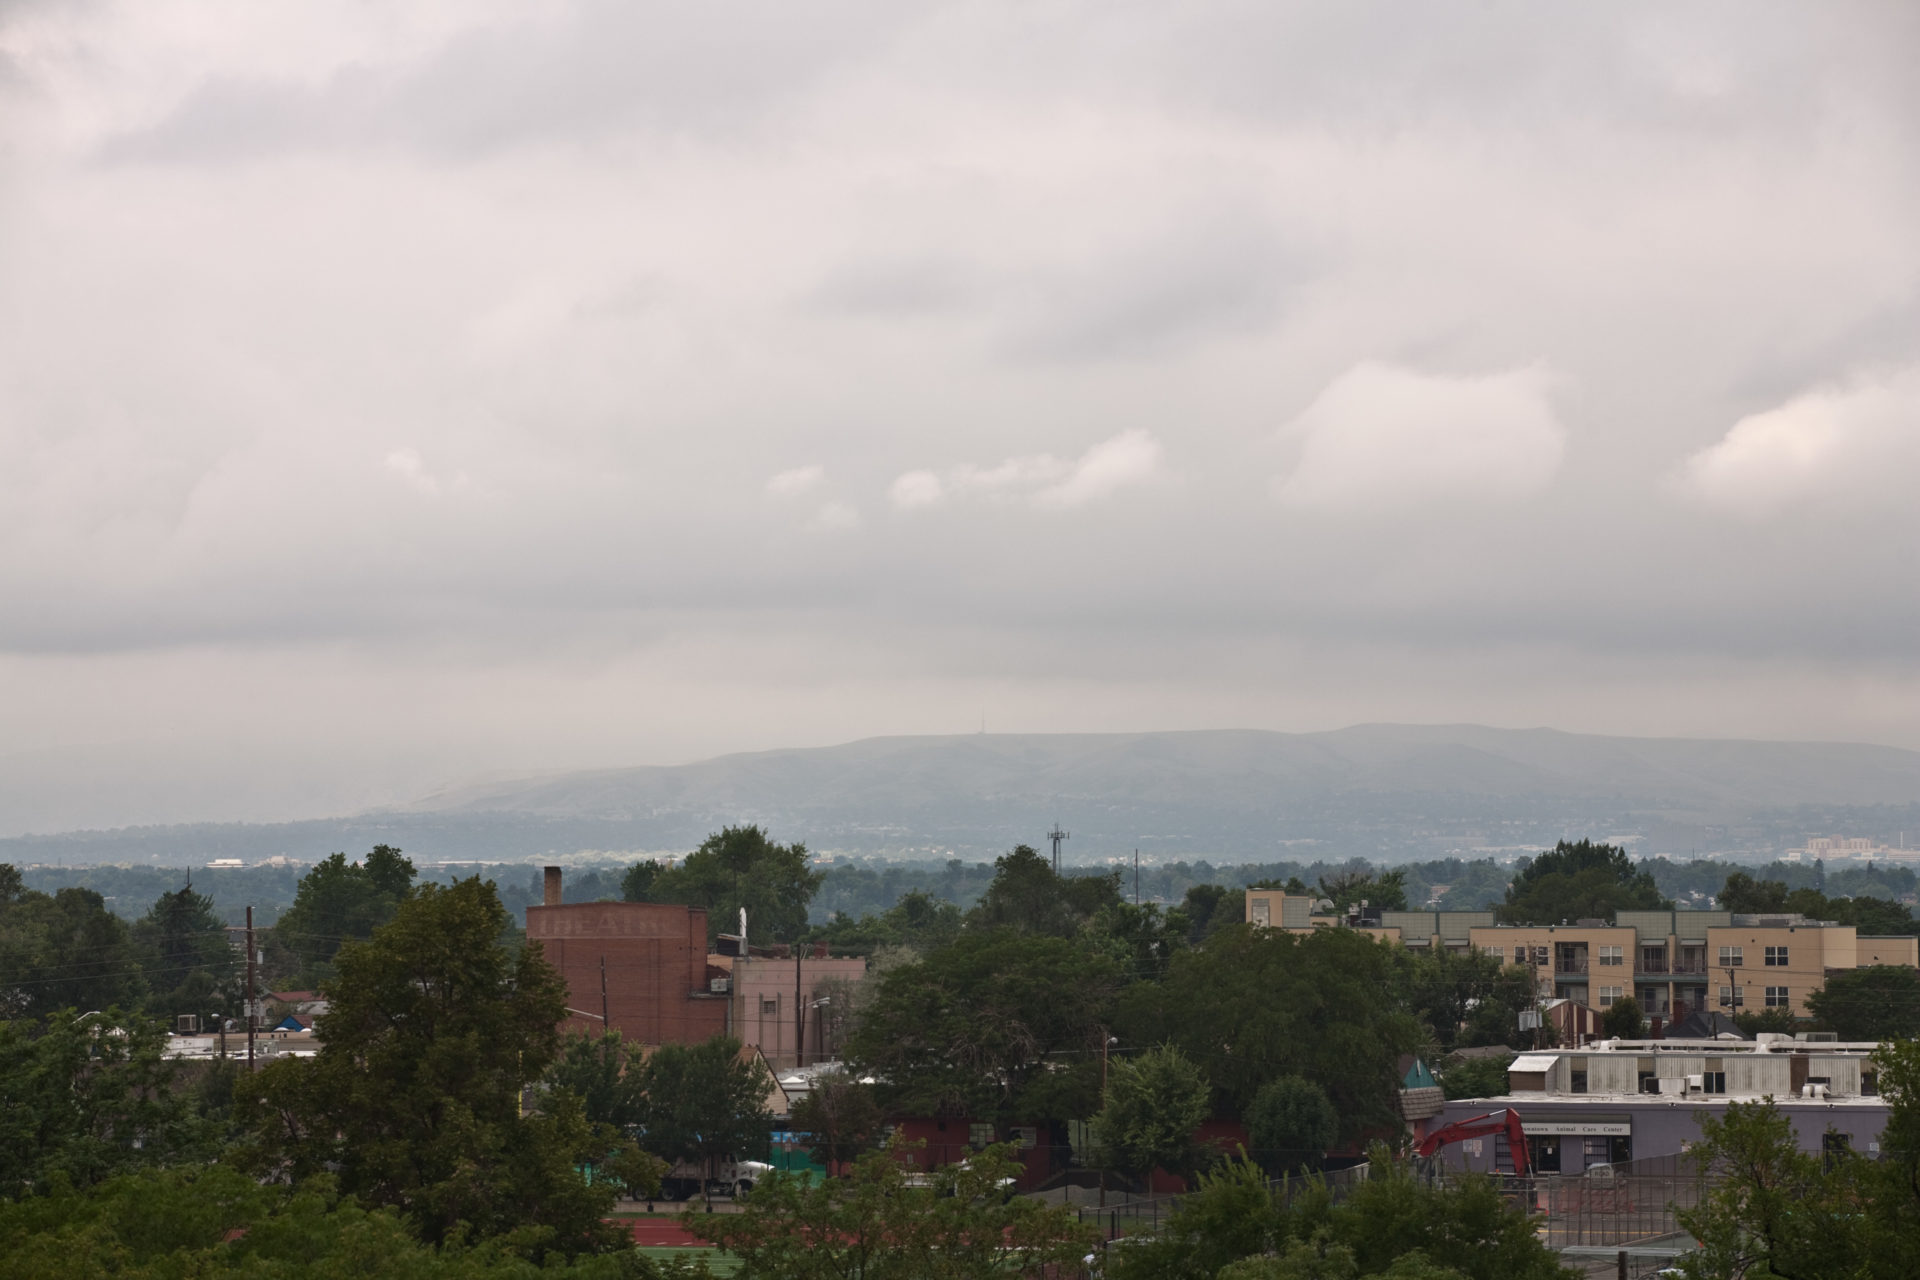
[1123,925,1420,1141]
[237,877,629,1256]
[1093,1044,1212,1185]
[968,844,1122,938]
[1806,966,1920,1041]
[1494,841,1668,925]
[847,929,1121,1128]
[0,1010,216,1198]
[631,1034,773,1189]
[1244,1076,1337,1172]
[648,826,822,945]
[267,845,416,983]
[0,877,146,1019]
[790,1069,883,1170]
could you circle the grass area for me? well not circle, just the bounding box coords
[634,1246,741,1275]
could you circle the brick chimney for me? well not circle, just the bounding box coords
[543,866,563,906]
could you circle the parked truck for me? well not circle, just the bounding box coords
[657,1158,775,1201]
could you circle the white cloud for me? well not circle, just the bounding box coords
[1679,369,1920,514]
[765,464,827,497]
[1275,364,1566,509]
[894,430,1162,512]
[1033,429,1165,508]
[888,469,945,509]
[384,448,468,496]
[807,501,862,530]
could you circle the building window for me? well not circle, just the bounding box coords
[761,997,779,1016]
[1718,985,1745,1008]
[1251,898,1271,926]
[1513,945,1528,964]
[1598,945,1624,966]
[1764,945,1789,967]
[1640,946,1667,972]
[1532,946,1549,967]
[968,1123,995,1149]
[1718,945,1744,967]
[1598,986,1624,1005]
[1765,986,1790,1008]
[1570,1068,1588,1094]
[1702,1072,1727,1094]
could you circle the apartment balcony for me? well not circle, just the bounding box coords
[1554,958,1589,975]
[1671,961,1708,975]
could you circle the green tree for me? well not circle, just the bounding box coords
[0,880,146,1019]
[1086,901,1190,982]
[1093,1044,1212,1185]
[1400,946,1532,1052]
[237,877,629,1256]
[790,1070,883,1170]
[621,859,664,903]
[0,1164,698,1279]
[1180,884,1248,943]
[267,845,416,983]
[1245,1076,1337,1172]
[632,1034,773,1192]
[545,1030,645,1130]
[847,929,1121,1129]
[1599,994,1645,1040]
[804,890,966,958]
[1805,966,1920,1041]
[693,1140,1096,1280]
[1434,1053,1514,1101]
[1111,1154,1283,1280]
[650,826,823,945]
[967,844,1123,937]
[133,883,237,1021]
[1858,1038,1920,1280]
[1674,1100,1866,1280]
[1494,841,1668,925]
[1317,868,1408,913]
[0,1009,216,1199]
[1111,1149,1568,1280]
[1123,925,1421,1142]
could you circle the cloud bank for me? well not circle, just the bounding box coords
[2,2,1920,831]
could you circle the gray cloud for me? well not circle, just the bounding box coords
[3,1,1920,832]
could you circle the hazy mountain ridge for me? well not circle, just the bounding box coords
[11,726,1920,867]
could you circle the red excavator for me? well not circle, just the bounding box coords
[1413,1108,1531,1177]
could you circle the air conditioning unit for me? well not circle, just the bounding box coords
[1685,1074,1704,1093]
[1799,1031,1838,1043]
[175,1014,200,1035]
[709,977,731,993]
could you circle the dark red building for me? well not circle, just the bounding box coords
[524,866,729,1045]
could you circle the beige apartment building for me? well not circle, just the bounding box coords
[1243,891,1919,1023]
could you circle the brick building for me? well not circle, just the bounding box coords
[524,867,729,1045]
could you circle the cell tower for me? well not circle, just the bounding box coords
[1048,823,1070,873]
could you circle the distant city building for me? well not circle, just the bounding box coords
[1244,892,1920,1022]
[1784,835,1920,864]
[1424,1035,1891,1174]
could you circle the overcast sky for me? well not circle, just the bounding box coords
[3,2,1919,835]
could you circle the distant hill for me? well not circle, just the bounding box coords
[12,725,1920,867]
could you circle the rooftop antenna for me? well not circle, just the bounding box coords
[740,907,748,949]
[1048,823,1070,874]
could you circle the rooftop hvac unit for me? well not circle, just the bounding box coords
[175,1014,200,1035]
[1685,1074,1705,1092]
[1800,1031,1839,1043]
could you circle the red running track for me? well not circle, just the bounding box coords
[622,1219,707,1247]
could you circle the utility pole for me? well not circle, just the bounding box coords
[245,905,256,1073]
[600,954,610,1031]
[794,943,805,1069]
[1048,824,1070,874]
